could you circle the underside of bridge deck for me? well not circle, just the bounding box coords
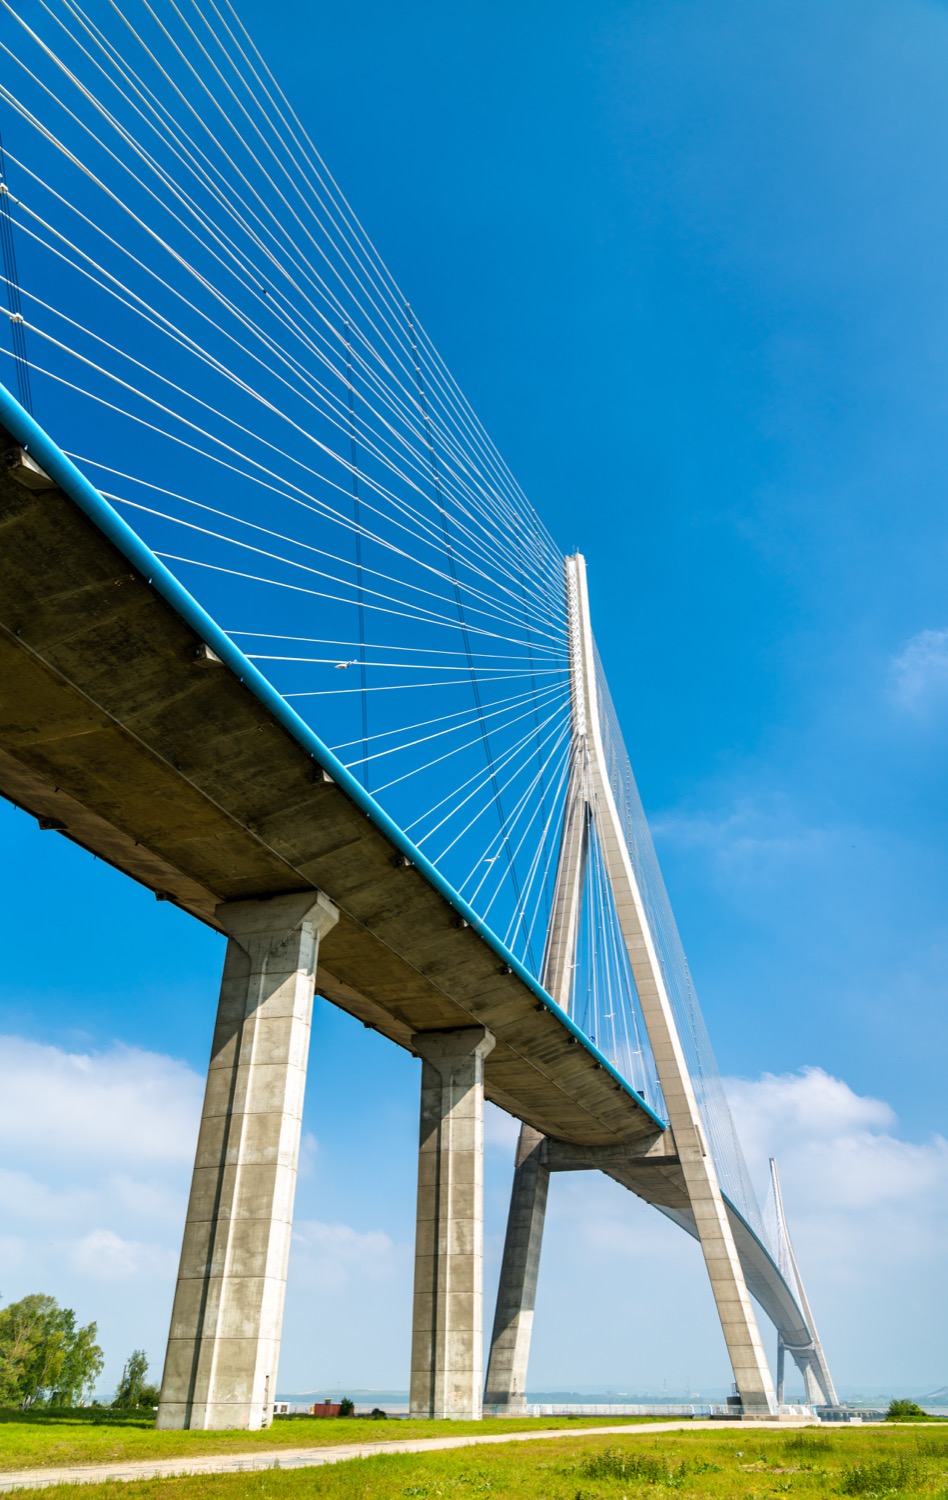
[0,426,660,1151]
[0,413,832,1425]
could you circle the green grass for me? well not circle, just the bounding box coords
[0,1410,663,1472]
[7,1422,948,1494]
[2,1422,948,1499]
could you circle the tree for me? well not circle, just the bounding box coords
[886,1398,928,1421]
[112,1350,160,1409]
[0,1294,104,1408]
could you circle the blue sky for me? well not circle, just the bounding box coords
[2,0,947,1399]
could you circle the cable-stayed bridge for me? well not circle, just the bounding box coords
[0,0,836,1429]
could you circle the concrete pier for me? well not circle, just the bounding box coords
[409,1027,495,1420]
[157,890,338,1431]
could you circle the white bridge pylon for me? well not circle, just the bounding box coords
[485,554,828,1416]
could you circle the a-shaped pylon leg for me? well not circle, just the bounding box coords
[483,1124,549,1411]
[769,1159,838,1406]
[484,752,587,1412]
[781,1344,827,1406]
[486,554,778,1416]
[569,553,775,1416]
[799,1356,824,1406]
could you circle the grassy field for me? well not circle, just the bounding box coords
[0,1412,663,1472]
[2,1422,948,1498]
[2,1424,948,1499]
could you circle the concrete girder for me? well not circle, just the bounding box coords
[0,425,661,1153]
[0,407,839,1423]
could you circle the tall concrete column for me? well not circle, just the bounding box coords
[542,553,778,1415]
[157,890,339,1431]
[484,754,588,1411]
[483,1124,549,1412]
[592,747,777,1413]
[410,1027,495,1420]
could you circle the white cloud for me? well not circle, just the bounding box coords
[0,1233,31,1274]
[0,1166,97,1225]
[889,627,948,710]
[298,1131,319,1178]
[0,1037,204,1390]
[0,1032,416,1393]
[68,1229,177,1281]
[727,1065,893,1146]
[291,1220,406,1292]
[4,1031,943,1395]
[0,1036,202,1165]
[724,1067,948,1377]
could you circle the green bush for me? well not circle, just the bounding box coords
[886,1398,929,1422]
[783,1432,835,1456]
[838,1455,921,1493]
[576,1447,719,1487]
[915,1437,948,1456]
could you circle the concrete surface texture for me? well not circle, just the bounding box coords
[410,1027,496,1421]
[566,554,778,1416]
[0,435,660,1152]
[0,430,833,1433]
[157,891,339,1431]
[483,1123,549,1412]
[482,556,780,1418]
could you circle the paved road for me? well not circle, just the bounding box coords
[0,1419,823,1491]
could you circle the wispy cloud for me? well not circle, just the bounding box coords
[651,796,834,888]
[68,1229,177,1281]
[0,1035,202,1165]
[889,628,948,711]
[291,1220,406,1291]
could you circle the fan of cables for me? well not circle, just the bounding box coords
[0,3,776,1245]
[0,0,574,974]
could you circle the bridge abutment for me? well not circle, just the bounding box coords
[409,1027,495,1420]
[157,890,338,1431]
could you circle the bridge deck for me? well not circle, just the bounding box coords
[0,419,818,1360]
[0,0,839,1393]
[0,426,660,1149]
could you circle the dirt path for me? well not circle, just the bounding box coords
[0,1419,826,1491]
